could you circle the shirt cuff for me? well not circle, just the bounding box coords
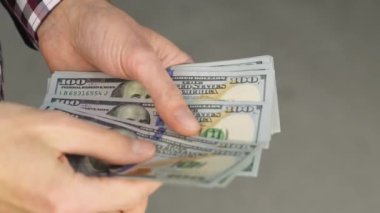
[5,0,63,49]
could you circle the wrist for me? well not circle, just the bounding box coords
[37,0,70,44]
[37,0,110,46]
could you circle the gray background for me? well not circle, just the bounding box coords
[1,0,379,212]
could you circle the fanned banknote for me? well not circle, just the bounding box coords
[47,66,273,101]
[46,64,279,136]
[43,97,272,144]
[172,55,273,68]
[45,105,257,187]
[172,58,280,135]
[41,55,280,184]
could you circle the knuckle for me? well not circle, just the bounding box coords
[175,52,193,64]
[46,188,80,213]
[44,111,73,124]
[122,47,154,79]
[45,195,70,213]
[25,110,79,139]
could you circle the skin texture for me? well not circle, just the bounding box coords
[37,0,201,136]
[0,103,160,213]
[0,0,201,212]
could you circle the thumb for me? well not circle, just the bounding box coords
[40,111,155,165]
[122,46,201,136]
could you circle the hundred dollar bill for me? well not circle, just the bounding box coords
[171,64,279,152]
[96,112,257,151]
[167,68,274,102]
[240,147,263,177]
[173,57,280,136]
[46,64,279,135]
[41,103,256,151]
[44,97,272,144]
[64,105,264,177]
[170,65,280,138]
[44,57,279,178]
[46,67,279,136]
[47,67,273,102]
[215,149,263,187]
[104,143,256,188]
[172,55,274,68]
[44,103,257,152]
[171,56,274,170]
[45,105,257,187]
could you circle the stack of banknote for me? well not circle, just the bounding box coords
[41,55,280,188]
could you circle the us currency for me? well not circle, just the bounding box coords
[98,112,257,151]
[42,102,255,151]
[173,63,279,160]
[43,97,272,145]
[215,149,262,187]
[45,103,263,177]
[168,68,274,103]
[46,67,277,140]
[172,59,280,136]
[46,64,279,136]
[45,105,257,187]
[172,55,274,68]
[43,56,279,178]
[44,103,257,152]
[162,57,277,176]
[172,58,278,151]
[47,67,273,102]
[170,64,279,137]
[45,67,273,175]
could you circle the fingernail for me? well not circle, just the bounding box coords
[174,107,200,133]
[132,140,156,156]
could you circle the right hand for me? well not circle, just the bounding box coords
[0,102,161,213]
[37,0,201,136]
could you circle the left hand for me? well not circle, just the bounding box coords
[102,198,148,213]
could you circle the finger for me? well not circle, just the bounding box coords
[123,198,149,213]
[123,47,200,136]
[72,176,161,212]
[0,102,45,118]
[0,201,27,213]
[99,211,120,213]
[38,111,155,165]
[100,198,148,213]
[140,27,193,67]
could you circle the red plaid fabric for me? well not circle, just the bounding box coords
[0,0,62,100]
[1,0,62,48]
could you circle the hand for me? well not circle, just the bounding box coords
[0,103,161,213]
[37,0,200,136]
[102,198,148,213]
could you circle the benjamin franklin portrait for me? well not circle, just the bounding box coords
[111,81,150,99]
[107,104,151,124]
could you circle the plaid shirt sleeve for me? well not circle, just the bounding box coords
[1,0,62,49]
[0,0,62,100]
